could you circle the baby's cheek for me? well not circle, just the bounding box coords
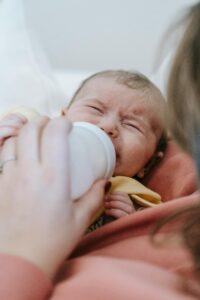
[120,150,147,177]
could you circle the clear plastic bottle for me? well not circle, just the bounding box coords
[69,122,116,199]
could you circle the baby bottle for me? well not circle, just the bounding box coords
[68,122,116,199]
[2,107,116,199]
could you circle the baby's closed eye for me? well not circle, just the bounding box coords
[86,105,104,114]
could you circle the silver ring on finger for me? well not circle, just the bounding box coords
[0,157,17,173]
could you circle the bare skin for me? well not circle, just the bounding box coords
[0,116,107,278]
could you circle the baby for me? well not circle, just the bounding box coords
[0,70,166,228]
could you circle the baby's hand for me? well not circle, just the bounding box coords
[0,113,28,146]
[104,191,136,219]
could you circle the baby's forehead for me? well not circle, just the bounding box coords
[78,76,123,94]
[72,75,164,139]
[76,76,163,116]
[77,76,149,102]
[82,77,156,102]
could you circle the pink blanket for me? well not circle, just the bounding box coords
[142,139,197,201]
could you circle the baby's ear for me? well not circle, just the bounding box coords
[157,151,164,159]
[61,108,68,116]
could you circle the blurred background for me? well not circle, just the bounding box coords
[0,0,198,115]
[25,0,197,75]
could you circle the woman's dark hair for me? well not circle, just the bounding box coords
[167,2,200,155]
[153,2,200,278]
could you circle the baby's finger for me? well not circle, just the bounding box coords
[105,208,128,219]
[105,193,133,206]
[104,199,135,214]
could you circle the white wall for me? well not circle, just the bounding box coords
[25,0,197,76]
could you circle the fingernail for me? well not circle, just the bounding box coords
[104,181,111,194]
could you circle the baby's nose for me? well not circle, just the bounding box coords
[100,124,118,138]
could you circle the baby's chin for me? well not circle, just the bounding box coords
[113,168,128,177]
[113,164,125,177]
[113,156,134,177]
[113,162,137,178]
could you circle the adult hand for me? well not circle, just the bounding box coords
[0,113,28,146]
[0,117,106,278]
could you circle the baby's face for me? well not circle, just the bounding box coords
[65,77,163,177]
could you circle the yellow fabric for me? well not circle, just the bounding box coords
[110,176,161,207]
[91,176,162,223]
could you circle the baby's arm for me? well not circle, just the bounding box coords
[104,191,136,219]
[0,113,28,146]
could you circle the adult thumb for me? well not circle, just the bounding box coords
[74,179,107,228]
